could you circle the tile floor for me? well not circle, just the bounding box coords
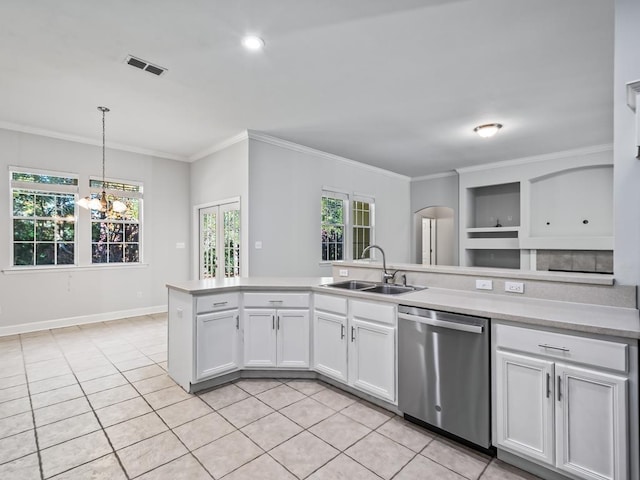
[0,314,541,479]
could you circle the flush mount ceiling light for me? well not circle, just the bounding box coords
[473,123,503,138]
[241,35,265,51]
[77,107,127,214]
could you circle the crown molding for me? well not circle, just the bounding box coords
[455,144,613,174]
[246,130,411,181]
[0,121,187,162]
[188,131,249,162]
[411,171,458,182]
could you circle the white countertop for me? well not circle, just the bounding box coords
[167,277,640,339]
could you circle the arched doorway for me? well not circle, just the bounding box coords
[414,206,455,265]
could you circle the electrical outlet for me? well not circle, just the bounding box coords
[505,281,525,294]
[475,279,493,290]
[339,269,349,277]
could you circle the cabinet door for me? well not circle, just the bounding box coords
[277,309,309,368]
[349,318,395,402]
[555,364,628,480]
[196,310,240,379]
[313,311,348,382]
[495,351,555,465]
[243,309,277,367]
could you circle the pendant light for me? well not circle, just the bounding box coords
[77,107,127,214]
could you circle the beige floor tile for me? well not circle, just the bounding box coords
[345,432,415,480]
[395,454,466,480]
[0,452,41,480]
[33,397,91,427]
[148,351,168,363]
[105,412,168,450]
[133,374,177,395]
[0,373,27,390]
[0,429,37,464]
[25,359,72,382]
[0,384,28,403]
[270,431,339,479]
[308,453,380,480]
[41,430,113,478]
[234,378,282,395]
[139,343,167,356]
[118,431,188,478]
[158,361,168,371]
[114,356,155,372]
[225,453,297,480]
[122,364,165,382]
[137,453,213,480]
[218,396,274,428]
[29,374,77,395]
[144,385,192,409]
[312,388,357,411]
[241,412,303,451]
[422,437,490,480]
[37,411,101,449]
[193,430,262,479]
[287,379,327,396]
[157,397,213,428]
[95,396,152,427]
[173,412,236,451]
[376,417,434,452]
[75,364,120,382]
[31,384,84,409]
[309,413,371,450]
[0,396,32,420]
[87,384,139,409]
[199,384,249,410]
[0,411,33,440]
[340,402,392,429]
[280,397,335,428]
[480,459,542,480]
[80,373,128,395]
[49,453,127,480]
[256,384,306,410]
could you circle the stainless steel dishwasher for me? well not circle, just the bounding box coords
[398,305,491,449]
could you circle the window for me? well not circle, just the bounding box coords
[90,179,142,264]
[352,196,374,259]
[11,170,78,266]
[321,191,347,261]
[198,200,240,280]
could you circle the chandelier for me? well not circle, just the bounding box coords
[77,106,127,214]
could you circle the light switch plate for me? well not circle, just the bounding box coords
[255,241,263,249]
[505,281,525,294]
[475,279,493,290]
[339,269,349,277]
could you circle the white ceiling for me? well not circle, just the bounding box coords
[0,0,613,177]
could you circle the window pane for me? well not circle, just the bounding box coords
[13,219,34,241]
[58,222,75,242]
[57,195,75,218]
[14,243,34,265]
[125,224,139,242]
[92,243,107,263]
[109,244,123,263]
[36,220,55,241]
[223,209,240,278]
[109,223,123,242]
[13,192,35,217]
[35,195,56,217]
[36,243,55,265]
[12,172,77,185]
[125,244,139,263]
[57,243,74,265]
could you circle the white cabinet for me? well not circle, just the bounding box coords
[313,294,396,403]
[196,309,240,379]
[494,323,630,480]
[243,293,310,369]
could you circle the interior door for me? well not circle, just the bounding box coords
[198,200,240,280]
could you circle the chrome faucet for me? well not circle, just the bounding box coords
[361,245,395,283]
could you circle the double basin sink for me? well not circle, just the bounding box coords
[323,280,425,295]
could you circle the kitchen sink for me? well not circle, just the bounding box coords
[322,281,425,295]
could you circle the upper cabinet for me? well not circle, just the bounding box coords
[458,148,613,270]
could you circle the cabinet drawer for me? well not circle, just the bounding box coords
[314,294,347,315]
[495,324,628,373]
[196,293,239,314]
[243,292,310,308]
[351,300,396,325]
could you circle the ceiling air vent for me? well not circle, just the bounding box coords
[125,55,167,76]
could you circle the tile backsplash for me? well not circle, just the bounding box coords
[536,250,613,274]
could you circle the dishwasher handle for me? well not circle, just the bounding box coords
[398,312,484,334]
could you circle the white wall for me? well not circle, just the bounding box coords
[410,173,459,265]
[247,138,411,277]
[613,0,640,289]
[189,139,249,279]
[0,129,190,332]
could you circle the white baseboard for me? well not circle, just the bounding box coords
[0,305,168,337]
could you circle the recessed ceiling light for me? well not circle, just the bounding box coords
[242,35,265,51]
[474,123,503,138]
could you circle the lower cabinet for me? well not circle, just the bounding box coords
[196,309,241,379]
[494,323,630,480]
[313,294,396,403]
[244,308,310,368]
